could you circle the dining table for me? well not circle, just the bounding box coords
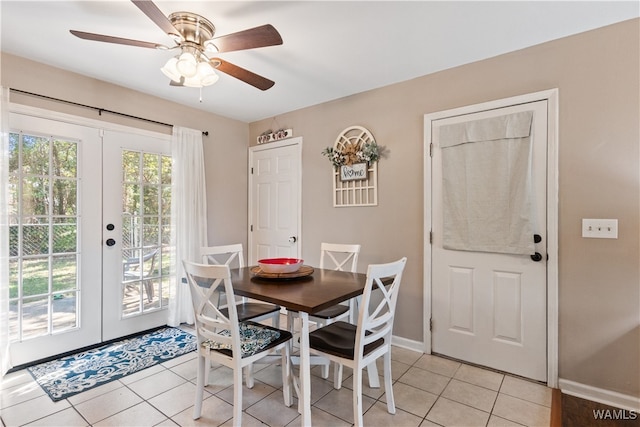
[229,265,374,426]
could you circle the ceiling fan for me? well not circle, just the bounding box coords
[70,0,282,90]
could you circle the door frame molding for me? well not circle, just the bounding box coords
[247,137,303,264]
[423,89,559,387]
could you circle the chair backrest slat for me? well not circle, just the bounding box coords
[200,244,245,268]
[199,244,245,306]
[320,242,361,272]
[355,257,407,353]
[183,260,242,356]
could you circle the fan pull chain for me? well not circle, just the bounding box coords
[199,87,203,103]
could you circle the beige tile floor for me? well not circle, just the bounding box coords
[1,320,552,427]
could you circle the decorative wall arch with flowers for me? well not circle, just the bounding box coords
[322,126,379,207]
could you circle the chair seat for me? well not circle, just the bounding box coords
[290,304,349,320]
[203,321,292,358]
[309,321,384,360]
[221,302,281,322]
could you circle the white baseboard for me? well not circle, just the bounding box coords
[559,378,640,412]
[391,335,424,354]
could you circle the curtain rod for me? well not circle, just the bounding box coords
[10,88,209,136]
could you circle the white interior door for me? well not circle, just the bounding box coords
[248,138,302,265]
[7,113,102,366]
[431,100,548,382]
[102,130,172,341]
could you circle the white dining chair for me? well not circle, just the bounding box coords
[308,257,407,426]
[201,244,281,325]
[200,244,282,386]
[183,260,293,427]
[287,243,360,381]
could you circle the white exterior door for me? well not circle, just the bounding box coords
[102,130,172,341]
[248,138,302,265]
[430,100,549,382]
[7,113,102,366]
[7,111,174,366]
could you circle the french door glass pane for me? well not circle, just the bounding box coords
[21,296,48,340]
[53,218,77,253]
[52,179,77,214]
[22,177,50,215]
[8,131,80,341]
[120,150,171,317]
[21,135,49,175]
[52,254,77,291]
[21,258,49,297]
[52,291,78,332]
[22,223,49,255]
[52,139,77,177]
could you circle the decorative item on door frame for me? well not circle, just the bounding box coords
[257,128,293,144]
[322,126,379,207]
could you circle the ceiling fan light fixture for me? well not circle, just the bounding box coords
[71,1,283,92]
[197,61,219,86]
[160,57,181,82]
[176,50,198,77]
[182,75,204,88]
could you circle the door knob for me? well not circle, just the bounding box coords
[106,238,116,247]
[106,223,115,231]
[289,236,297,243]
[533,234,542,244]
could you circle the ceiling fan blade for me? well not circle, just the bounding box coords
[214,58,275,91]
[70,30,167,49]
[211,24,283,53]
[131,0,182,40]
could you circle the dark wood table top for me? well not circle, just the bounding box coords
[229,266,367,314]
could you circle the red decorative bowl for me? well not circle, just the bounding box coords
[258,258,304,274]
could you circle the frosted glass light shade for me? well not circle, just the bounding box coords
[176,51,197,77]
[161,50,219,88]
[182,75,203,87]
[160,57,181,82]
[197,61,219,86]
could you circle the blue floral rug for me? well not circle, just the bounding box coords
[27,327,197,401]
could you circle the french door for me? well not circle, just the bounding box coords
[8,113,102,365]
[102,130,171,341]
[7,112,171,366]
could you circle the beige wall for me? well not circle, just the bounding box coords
[2,18,638,399]
[249,19,640,397]
[1,53,249,248]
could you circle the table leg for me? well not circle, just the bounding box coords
[299,311,312,426]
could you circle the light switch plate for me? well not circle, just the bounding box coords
[582,219,618,239]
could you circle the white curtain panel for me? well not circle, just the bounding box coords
[168,127,208,326]
[440,111,535,255]
[0,87,11,374]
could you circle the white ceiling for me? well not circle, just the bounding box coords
[1,1,638,123]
